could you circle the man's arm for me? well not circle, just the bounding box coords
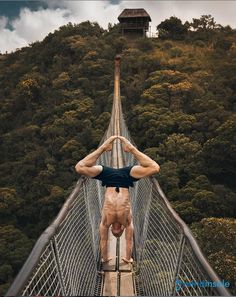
[99,222,112,262]
[123,222,134,263]
[75,135,117,177]
[118,136,160,179]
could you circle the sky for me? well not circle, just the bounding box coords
[0,0,236,54]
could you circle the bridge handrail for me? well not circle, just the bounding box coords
[151,177,231,296]
[6,178,84,296]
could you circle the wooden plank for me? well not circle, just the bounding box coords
[120,272,135,296]
[102,227,117,271]
[103,272,118,296]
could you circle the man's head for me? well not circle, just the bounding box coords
[111,222,125,238]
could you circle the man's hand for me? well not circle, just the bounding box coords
[117,136,135,153]
[102,257,113,263]
[100,135,118,152]
[122,257,134,264]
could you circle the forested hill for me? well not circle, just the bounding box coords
[0,16,236,294]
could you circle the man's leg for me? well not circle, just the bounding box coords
[117,136,160,179]
[75,135,118,177]
[99,222,112,263]
[122,222,134,263]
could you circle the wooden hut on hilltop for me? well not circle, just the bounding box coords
[118,8,151,37]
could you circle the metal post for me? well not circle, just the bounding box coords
[171,233,185,296]
[138,184,153,264]
[51,238,67,295]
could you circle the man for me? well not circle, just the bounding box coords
[75,135,160,263]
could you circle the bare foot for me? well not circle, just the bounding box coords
[122,257,133,264]
[102,257,113,263]
[117,136,135,152]
[100,136,118,152]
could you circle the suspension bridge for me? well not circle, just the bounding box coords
[6,56,231,296]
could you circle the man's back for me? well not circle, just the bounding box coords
[103,187,131,227]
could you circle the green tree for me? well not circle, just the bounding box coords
[202,115,236,187]
[191,218,236,294]
[157,17,188,40]
[158,161,179,194]
[173,201,203,223]
[0,188,23,225]
[0,226,33,294]
[189,15,220,32]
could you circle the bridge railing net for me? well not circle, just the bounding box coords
[18,178,104,296]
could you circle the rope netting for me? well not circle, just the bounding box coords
[6,58,230,296]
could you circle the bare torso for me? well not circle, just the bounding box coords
[102,187,132,227]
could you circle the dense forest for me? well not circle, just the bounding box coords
[0,15,235,294]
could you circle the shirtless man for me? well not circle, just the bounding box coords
[75,135,160,263]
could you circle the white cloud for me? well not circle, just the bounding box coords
[47,0,123,26]
[12,7,74,42]
[0,15,8,29]
[0,28,28,53]
[0,1,124,53]
[0,1,236,53]
[0,7,76,53]
[161,1,236,28]
[0,15,28,53]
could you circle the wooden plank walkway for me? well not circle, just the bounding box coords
[102,232,135,296]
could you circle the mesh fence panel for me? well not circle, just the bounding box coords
[54,181,100,295]
[176,240,217,296]
[22,243,63,296]
[20,181,102,296]
[132,176,226,296]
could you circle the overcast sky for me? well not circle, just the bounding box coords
[0,0,236,54]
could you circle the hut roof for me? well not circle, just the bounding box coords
[118,9,151,22]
